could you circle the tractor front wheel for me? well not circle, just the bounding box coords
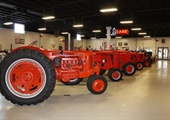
[144,60,151,67]
[108,69,122,82]
[99,69,106,75]
[87,75,107,94]
[0,49,56,105]
[123,62,136,76]
[61,78,83,85]
[136,62,143,70]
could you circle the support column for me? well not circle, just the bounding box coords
[106,26,112,50]
[68,33,71,50]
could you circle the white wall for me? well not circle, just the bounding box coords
[1,27,170,56]
[73,39,87,50]
[78,37,170,56]
[74,38,136,50]
[111,38,137,50]
[0,28,60,50]
[136,38,156,55]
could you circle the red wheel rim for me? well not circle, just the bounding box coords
[6,58,46,98]
[92,79,105,92]
[137,63,142,69]
[126,65,134,73]
[145,62,149,66]
[112,71,120,79]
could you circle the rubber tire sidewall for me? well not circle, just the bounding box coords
[61,78,83,85]
[108,69,122,82]
[144,60,150,67]
[87,75,107,94]
[123,62,136,76]
[0,49,56,105]
[99,69,106,75]
[136,62,143,70]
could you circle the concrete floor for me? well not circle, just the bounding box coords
[1,60,170,120]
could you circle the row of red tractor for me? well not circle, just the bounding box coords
[0,41,157,105]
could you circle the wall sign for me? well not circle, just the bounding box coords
[116,29,129,35]
[124,43,128,46]
[112,27,129,36]
[15,36,25,44]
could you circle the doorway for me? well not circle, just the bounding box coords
[158,47,169,60]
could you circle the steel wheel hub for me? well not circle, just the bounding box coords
[6,58,46,98]
[126,65,134,73]
[112,71,120,80]
[92,79,104,92]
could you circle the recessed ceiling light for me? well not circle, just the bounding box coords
[81,35,85,37]
[38,27,46,31]
[144,35,151,38]
[115,36,122,38]
[90,37,96,39]
[92,30,101,32]
[138,32,147,35]
[73,24,83,28]
[42,16,55,20]
[120,20,133,24]
[100,8,118,12]
[61,32,69,34]
[4,22,13,25]
[131,28,142,31]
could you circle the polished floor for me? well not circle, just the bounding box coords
[1,60,170,120]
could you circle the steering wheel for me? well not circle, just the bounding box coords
[28,41,37,46]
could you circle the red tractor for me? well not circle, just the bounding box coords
[115,50,136,76]
[143,52,153,67]
[93,50,123,82]
[0,41,107,105]
[130,51,145,70]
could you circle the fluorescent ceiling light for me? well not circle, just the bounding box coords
[38,27,46,31]
[42,16,55,20]
[131,28,142,31]
[115,36,122,38]
[144,35,151,38]
[73,24,83,27]
[120,20,133,24]
[92,30,101,32]
[90,37,96,39]
[81,35,85,37]
[61,32,69,34]
[4,22,13,25]
[138,32,147,35]
[100,8,118,12]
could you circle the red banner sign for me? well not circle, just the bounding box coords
[116,29,129,35]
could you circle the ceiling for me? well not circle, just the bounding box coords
[0,0,170,39]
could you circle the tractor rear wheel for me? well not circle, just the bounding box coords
[123,62,136,76]
[0,49,56,105]
[61,78,83,85]
[99,69,106,75]
[87,75,107,94]
[108,69,122,82]
[136,62,143,70]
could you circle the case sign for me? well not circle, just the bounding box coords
[112,28,129,36]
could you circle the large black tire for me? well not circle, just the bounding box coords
[61,78,83,85]
[0,49,56,105]
[87,75,107,94]
[108,69,122,82]
[99,69,106,75]
[136,62,143,70]
[123,62,136,76]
